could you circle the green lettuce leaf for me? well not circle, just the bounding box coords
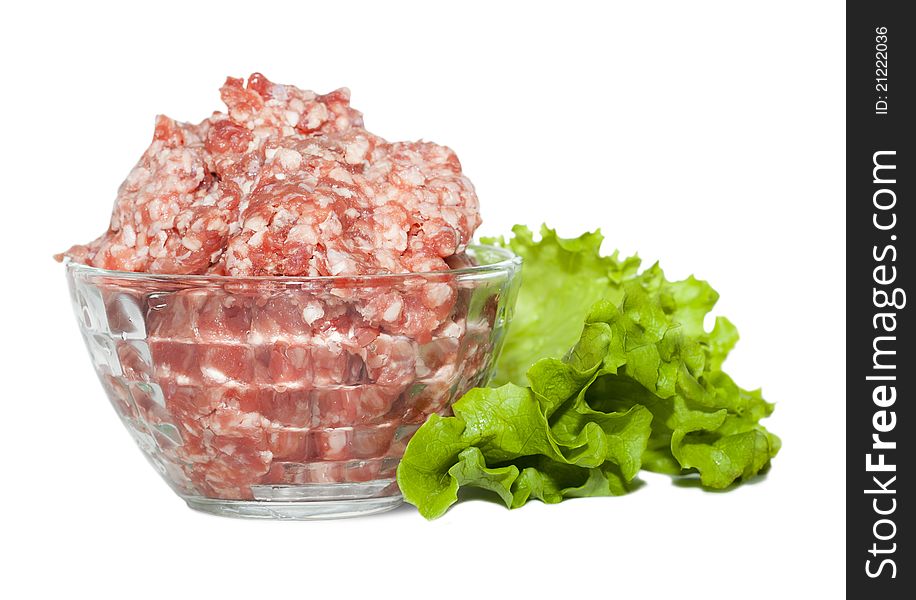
[396,382,652,520]
[397,226,780,519]
[482,225,640,386]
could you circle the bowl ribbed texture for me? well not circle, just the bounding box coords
[66,246,519,517]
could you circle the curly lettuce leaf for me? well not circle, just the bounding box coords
[396,383,652,520]
[576,290,780,488]
[397,226,780,519]
[482,225,640,386]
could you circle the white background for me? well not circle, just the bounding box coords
[1,1,845,598]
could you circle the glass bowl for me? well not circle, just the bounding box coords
[65,245,520,519]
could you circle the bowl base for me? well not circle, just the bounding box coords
[183,494,403,520]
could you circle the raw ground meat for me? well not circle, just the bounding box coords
[66,116,241,274]
[66,74,499,501]
[94,270,500,500]
[131,282,494,500]
[61,73,481,280]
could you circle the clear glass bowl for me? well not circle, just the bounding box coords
[66,245,520,519]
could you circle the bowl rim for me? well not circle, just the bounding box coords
[64,243,521,283]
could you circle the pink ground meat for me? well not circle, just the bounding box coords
[67,75,491,500]
[62,73,481,278]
